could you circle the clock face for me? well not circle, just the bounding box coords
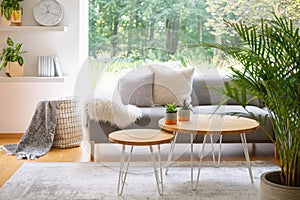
[33,0,63,26]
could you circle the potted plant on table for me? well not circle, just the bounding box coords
[165,103,177,125]
[0,0,23,26]
[0,37,26,77]
[178,99,191,121]
[203,15,300,198]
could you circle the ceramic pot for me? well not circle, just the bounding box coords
[260,170,300,200]
[5,61,24,77]
[178,110,190,121]
[165,113,177,125]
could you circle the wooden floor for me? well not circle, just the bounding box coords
[0,134,276,188]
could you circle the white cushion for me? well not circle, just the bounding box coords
[150,64,194,106]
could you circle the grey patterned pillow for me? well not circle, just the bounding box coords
[118,73,154,107]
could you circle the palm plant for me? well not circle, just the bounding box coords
[204,15,300,187]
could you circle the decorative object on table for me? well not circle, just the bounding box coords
[33,0,63,26]
[0,37,26,77]
[178,99,191,121]
[0,0,23,26]
[165,103,177,125]
[0,97,82,159]
[204,15,300,198]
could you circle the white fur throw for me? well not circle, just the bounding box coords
[85,98,142,129]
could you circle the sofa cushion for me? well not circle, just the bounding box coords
[150,64,194,106]
[118,72,154,107]
[191,74,261,107]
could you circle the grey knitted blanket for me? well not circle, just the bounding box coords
[1,100,59,160]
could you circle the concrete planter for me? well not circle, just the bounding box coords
[165,113,177,125]
[260,171,300,200]
[178,110,190,121]
[5,61,24,77]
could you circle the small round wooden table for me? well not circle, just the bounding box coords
[108,129,174,195]
[158,114,259,190]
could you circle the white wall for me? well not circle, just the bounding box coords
[0,0,88,133]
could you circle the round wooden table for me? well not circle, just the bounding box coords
[108,129,174,195]
[158,114,259,190]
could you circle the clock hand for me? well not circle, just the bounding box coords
[49,12,60,17]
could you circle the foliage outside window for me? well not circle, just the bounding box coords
[89,0,300,73]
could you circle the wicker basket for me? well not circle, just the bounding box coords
[52,97,83,148]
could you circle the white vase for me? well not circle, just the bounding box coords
[5,61,24,77]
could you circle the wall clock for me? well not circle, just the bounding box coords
[33,0,64,26]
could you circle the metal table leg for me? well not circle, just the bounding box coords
[240,133,253,183]
[150,145,164,195]
[193,134,207,190]
[117,145,134,195]
[165,132,178,175]
[210,134,222,168]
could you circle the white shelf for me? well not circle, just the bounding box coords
[0,76,67,83]
[0,26,67,32]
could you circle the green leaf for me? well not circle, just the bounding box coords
[7,37,14,47]
[15,43,22,52]
[18,57,24,66]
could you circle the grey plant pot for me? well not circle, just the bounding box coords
[178,110,190,121]
[260,170,300,200]
[165,113,177,125]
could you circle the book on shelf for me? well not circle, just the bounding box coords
[53,56,63,77]
[38,56,63,77]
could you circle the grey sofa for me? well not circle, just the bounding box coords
[86,68,274,160]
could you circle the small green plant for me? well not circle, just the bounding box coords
[0,37,26,71]
[0,0,23,20]
[181,99,191,110]
[165,103,177,113]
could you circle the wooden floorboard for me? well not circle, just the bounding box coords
[0,133,276,188]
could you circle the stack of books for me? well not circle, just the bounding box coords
[38,56,63,77]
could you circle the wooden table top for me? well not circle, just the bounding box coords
[108,129,175,146]
[158,114,259,135]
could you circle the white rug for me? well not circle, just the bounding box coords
[0,161,279,200]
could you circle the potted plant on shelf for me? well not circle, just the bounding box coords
[165,103,177,125]
[178,99,191,121]
[0,0,23,26]
[0,37,26,77]
[203,15,300,198]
